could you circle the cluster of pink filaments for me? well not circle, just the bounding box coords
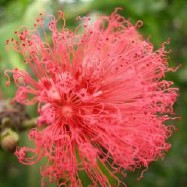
[5,9,177,187]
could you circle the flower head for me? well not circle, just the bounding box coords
[5,9,177,187]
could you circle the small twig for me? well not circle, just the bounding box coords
[21,118,37,130]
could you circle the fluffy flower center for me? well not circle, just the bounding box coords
[61,106,73,118]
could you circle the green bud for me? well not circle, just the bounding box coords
[1,128,19,152]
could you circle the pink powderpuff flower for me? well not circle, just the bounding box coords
[5,9,178,187]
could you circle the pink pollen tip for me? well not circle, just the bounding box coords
[5,81,10,86]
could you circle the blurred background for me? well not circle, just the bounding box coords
[0,0,187,186]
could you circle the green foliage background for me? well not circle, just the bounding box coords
[0,0,187,186]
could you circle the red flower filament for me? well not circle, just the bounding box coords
[5,9,178,187]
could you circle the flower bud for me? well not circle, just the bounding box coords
[1,128,19,152]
